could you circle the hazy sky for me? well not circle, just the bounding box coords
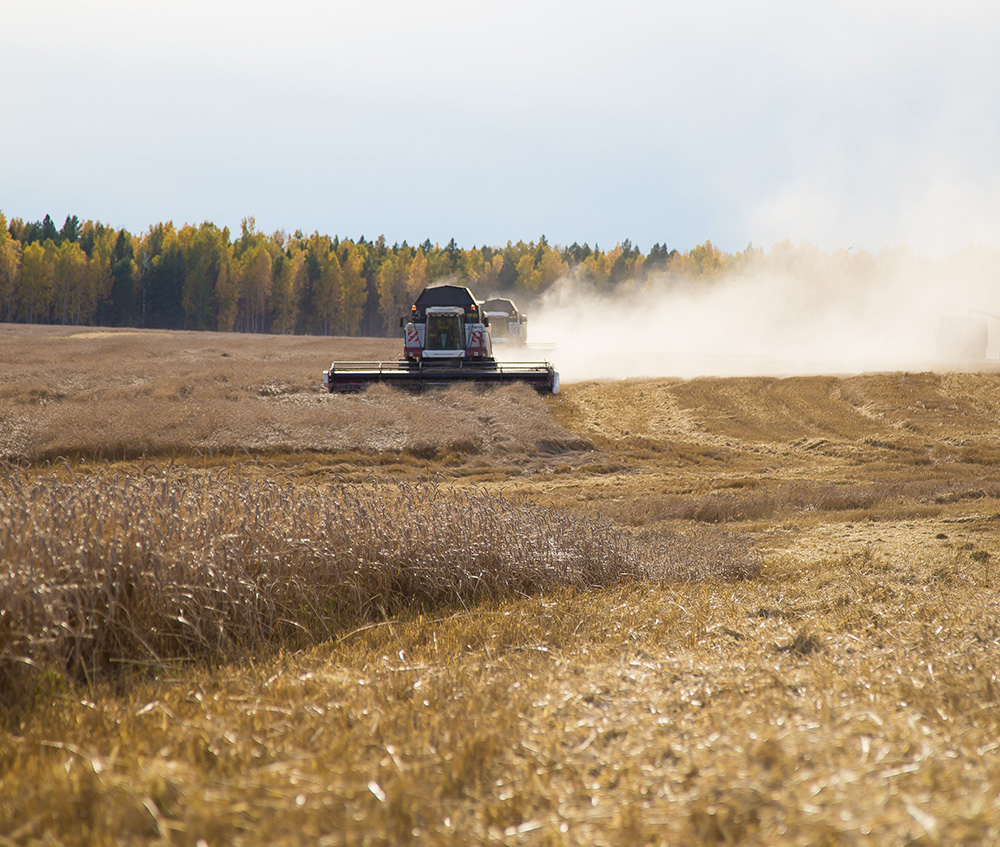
[3,0,998,255]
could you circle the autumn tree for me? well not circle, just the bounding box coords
[138,223,184,328]
[236,242,274,332]
[82,228,114,325]
[271,249,305,334]
[686,240,725,277]
[609,239,644,284]
[6,217,27,243]
[301,234,339,335]
[52,240,88,324]
[577,247,612,289]
[337,240,368,335]
[454,247,505,294]
[19,241,54,323]
[0,214,21,322]
[457,247,503,293]
[180,223,232,330]
[406,247,429,301]
[514,252,539,292]
[536,245,569,289]
[513,240,568,293]
[424,242,454,280]
[499,241,534,290]
[375,251,410,335]
[484,253,504,292]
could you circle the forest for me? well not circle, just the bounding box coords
[0,212,756,336]
[4,211,996,340]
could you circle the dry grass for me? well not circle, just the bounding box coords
[4,326,1000,845]
[606,478,1000,525]
[2,550,998,845]
[555,373,1000,458]
[0,326,583,464]
[7,380,585,464]
[1,466,757,711]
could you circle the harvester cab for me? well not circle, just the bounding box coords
[402,289,493,362]
[481,297,527,346]
[424,309,465,355]
[323,283,558,393]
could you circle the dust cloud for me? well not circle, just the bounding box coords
[527,245,1000,384]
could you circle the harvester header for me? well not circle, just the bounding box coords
[323,284,559,394]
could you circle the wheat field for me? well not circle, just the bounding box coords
[2,325,999,845]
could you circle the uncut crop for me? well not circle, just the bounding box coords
[0,327,583,464]
[0,468,758,707]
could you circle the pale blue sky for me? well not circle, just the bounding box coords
[3,0,998,255]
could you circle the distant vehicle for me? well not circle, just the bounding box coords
[323,284,558,393]
[481,297,527,346]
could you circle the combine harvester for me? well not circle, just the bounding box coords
[482,295,556,355]
[323,284,559,394]
[481,296,528,346]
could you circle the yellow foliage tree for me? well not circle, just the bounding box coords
[406,249,429,301]
[309,241,341,336]
[84,236,113,325]
[579,249,612,289]
[687,240,725,277]
[459,248,486,289]
[485,254,504,291]
[536,247,569,288]
[236,243,274,332]
[272,249,305,334]
[376,252,409,335]
[180,223,231,331]
[0,215,21,321]
[19,241,53,323]
[338,241,368,336]
[52,240,88,324]
[514,253,539,292]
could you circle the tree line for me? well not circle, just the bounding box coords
[0,211,761,335]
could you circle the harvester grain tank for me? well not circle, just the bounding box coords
[481,297,527,346]
[323,284,559,393]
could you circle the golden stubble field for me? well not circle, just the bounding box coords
[2,324,999,846]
